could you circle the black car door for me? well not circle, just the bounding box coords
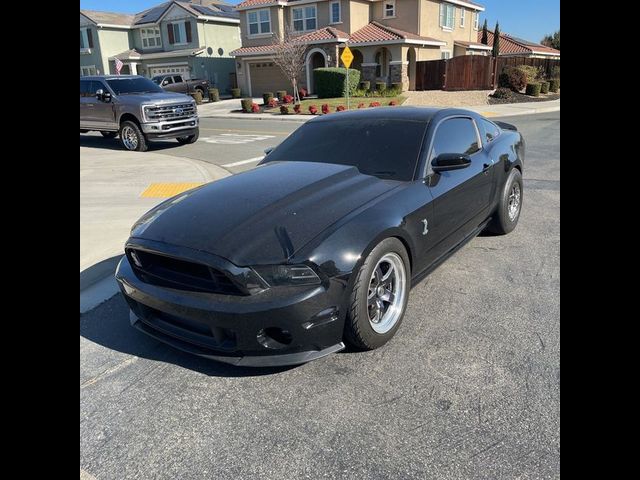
[423,116,495,259]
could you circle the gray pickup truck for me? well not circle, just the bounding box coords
[152,74,209,97]
[80,75,199,152]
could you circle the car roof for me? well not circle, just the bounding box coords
[80,75,145,81]
[308,106,481,124]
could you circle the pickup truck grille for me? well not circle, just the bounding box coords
[144,103,197,121]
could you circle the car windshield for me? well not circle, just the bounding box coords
[106,77,164,94]
[262,118,428,181]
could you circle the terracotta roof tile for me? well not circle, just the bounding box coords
[349,21,443,45]
[235,0,278,8]
[478,31,560,56]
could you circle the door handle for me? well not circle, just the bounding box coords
[483,162,492,171]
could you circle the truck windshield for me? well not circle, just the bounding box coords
[106,77,164,95]
[151,76,163,85]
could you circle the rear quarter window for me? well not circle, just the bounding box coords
[480,118,501,143]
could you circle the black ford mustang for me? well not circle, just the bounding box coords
[116,107,524,367]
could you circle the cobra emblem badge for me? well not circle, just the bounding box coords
[421,219,429,236]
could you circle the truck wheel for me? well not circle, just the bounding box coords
[100,131,117,138]
[196,87,206,99]
[176,129,199,145]
[119,121,148,152]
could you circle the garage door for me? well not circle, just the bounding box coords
[149,65,190,79]
[249,62,289,96]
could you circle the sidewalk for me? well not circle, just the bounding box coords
[197,97,559,121]
[80,145,229,312]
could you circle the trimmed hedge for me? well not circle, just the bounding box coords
[492,87,512,99]
[375,81,387,93]
[505,67,527,92]
[231,88,241,98]
[540,81,549,94]
[549,78,560,92]
[262,92,274,105]
[498,72,510,88]
[313,68,360,98]
[525,82,541,97]
[391,82,403,93]
[208,88,219,102]
[240,98,253,112]
[276,90,287,100]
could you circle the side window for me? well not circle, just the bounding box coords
[163,76,173,85]
[80,80,90,97]
[173,75,183,83]
[89,81,105,95]
[431,117,480,160]
[481,118,501,143]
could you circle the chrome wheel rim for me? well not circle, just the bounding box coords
[367,252,406,334]
[508,182,521,221]
[121,126,138,150]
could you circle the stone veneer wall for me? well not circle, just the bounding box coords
[390,63,409,91]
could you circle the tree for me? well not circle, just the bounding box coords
[271,26,308,103]
[481,19,488,45]
[541,29,560,50]
[492,22,500,57]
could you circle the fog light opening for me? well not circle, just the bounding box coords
[257,327,293,349]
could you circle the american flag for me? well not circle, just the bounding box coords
[114,57,124,75]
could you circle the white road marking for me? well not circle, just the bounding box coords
[222,157,264,168]
[200,134,275,145]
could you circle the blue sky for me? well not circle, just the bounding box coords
[79,0,559,44]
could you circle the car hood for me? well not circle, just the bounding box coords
[116,92,192,104]
[130,161,400,266]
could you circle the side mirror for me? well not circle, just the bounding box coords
[264,147,274,156]
[95,89,111,102]
[431,153,472,173]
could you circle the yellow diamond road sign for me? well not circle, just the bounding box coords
[341,46,354,68]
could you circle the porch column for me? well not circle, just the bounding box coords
[129,62,138,75]
[389,61,409,91]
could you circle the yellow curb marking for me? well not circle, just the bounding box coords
[478,111,498,117]
[141,182,204,198]
[199,127,288,135]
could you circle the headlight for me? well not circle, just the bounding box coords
[252,265,321,287]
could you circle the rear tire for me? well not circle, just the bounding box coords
[344,238,410,350]
[80,129,88,133]
[487,168,523,235]
[177,129,199,145]
[119,120,148,152]
[100,131,117,138]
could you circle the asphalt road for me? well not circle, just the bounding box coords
[80,112,560,479]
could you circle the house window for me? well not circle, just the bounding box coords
[384,0,396,18]
[439,2,455,30]
[80,27,93,49]
[330,1,341,24]
[474,12,479,30]
[248,9,271,35]
[460,8,465,27]
[292,5,317,32]
[171,21,190,44]
[80,65,97,77]
[375,49,390,77]
[141,27,162,48]
[441,50,451,59]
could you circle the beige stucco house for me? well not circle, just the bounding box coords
[230,0,489,95]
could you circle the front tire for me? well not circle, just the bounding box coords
[100,131,117,138]
[344,238,410,350]
[119,121,148,152]
[487,168,523,234]
[177,129,199,145]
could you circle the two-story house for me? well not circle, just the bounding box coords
[80,1,241,93]
[230,0,489,96]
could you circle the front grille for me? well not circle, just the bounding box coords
[144,102,197,121]
[127,248,244,295]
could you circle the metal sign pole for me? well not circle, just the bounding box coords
[346,66,349,110]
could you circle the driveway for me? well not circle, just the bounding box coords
[80,112,559,479]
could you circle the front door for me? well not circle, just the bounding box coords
[424,116,494,257]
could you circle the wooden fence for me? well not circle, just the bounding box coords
[415,55,560,91]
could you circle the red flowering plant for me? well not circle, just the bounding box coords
[251,103,260,113]
[298,88,308,99]
[357,102,365,109]
[280,105,289,114]
[369,101,381,107]
[321,104,330,114]
[309,105,318,114]
[293,104,301,114]
[336,105,346,111]
[268,98,278,108]
[282,94,294,104]
[388,100,397,106]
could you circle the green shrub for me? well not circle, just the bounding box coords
[540,81,549,94]
[359,81,370,91]
[498,72,510,88]
[384,85,401,97]
[313,68,360,98]
[231,88,241,98]
[552,65,560,79]
[516,65,539,84]
[375,81,387,93]
[506,67,527,92]
[240,98,253,112]
[492,87,512,99]
[525,82,541,97]
[548,78,560,92]
[276,90,287,100]
[391,82,403,93]
[353,88,367,97]
[262,92,274,105]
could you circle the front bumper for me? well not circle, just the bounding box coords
[115,256,349,367]
[141,116,199,139]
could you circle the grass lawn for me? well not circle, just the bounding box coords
[264,95,407,114]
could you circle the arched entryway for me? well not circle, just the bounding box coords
[407,47,416,90]
[374,47,392,80]
[351,49,363,71]
[306,48,328,94]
